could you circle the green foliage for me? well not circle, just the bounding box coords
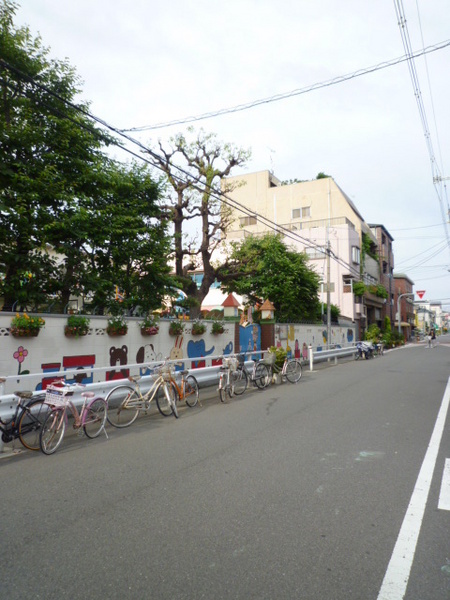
[268,346,287,370]
[10,312,45,333]
[364,323,381,342]
[316,172,331,179]
[139,314,159,330]
[106,314,127,335]
[65,314,90,337]
[220,234,321,322]
[191,319,206,335]
[352,281,366,296]
[368,284,388,299]
[0,2,174,313]
[383,316,391,332]
[211,320,225,334]
[169,320,185,336]
[150,128,250,317]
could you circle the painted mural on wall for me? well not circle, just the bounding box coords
[274,324,355,357]
[13,345,29,375]
[239,323,261,359]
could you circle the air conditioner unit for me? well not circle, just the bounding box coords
[355,303,363,314]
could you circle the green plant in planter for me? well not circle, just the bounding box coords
[191,320,206,335]
[65,314,90,337]
[268,345,287,370]
[352,281,366,297]
[211,320,225,335]
[10,313,45,337]
[169,320,185,336]
[139,314,159,335]
[106,314,128,336]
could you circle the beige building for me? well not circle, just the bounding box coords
[222,170,383,329]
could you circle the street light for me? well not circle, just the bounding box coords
[397,293,415,335]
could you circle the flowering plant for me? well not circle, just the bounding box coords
[65,314,90,337]
[139,314,159,335]
[106,314,128,336]
[169,320,185,336]
[10,313,45,337]
[191,320,206,335]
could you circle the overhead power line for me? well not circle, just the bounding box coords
[1,58,362,280]
[393,1,450,257]
[121,39,450,132]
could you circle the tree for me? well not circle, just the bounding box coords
[0,0,108,309]
[219,234,321,322]
[0,1,174,312]
[147,128,250,316]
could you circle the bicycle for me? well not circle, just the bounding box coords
[157,369,200,417]
[0,383,50,451]
[259,350,303,386]
[39,383,107,455]
[236,353,272,391]
[105,362,178,427]
[217,356,248,402]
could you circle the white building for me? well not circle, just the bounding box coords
[221,170,383,326]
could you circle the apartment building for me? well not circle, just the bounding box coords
[369,224,395,323]
[222,170,386,331]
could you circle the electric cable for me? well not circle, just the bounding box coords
[121,39,450,132]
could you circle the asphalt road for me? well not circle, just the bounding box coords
[1,338,450,600]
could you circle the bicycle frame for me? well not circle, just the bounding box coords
[124,373,170,411]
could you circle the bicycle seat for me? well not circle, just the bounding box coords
[180,370,189,376]
[14,390,33,399]
[81,391,95,399]
[128,375,141,383]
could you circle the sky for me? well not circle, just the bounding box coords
[14,0,450,306]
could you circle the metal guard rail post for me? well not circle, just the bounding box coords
[308,344,358,370]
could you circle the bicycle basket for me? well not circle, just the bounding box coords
[261,352,276,366]
[223,357,238,371]
[158,365,174,381]
[44,384,73,407]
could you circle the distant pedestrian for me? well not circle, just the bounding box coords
[426,331,432,348]
[431,328,436,348]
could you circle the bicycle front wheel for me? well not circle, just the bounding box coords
[106,385,140,428]
[185,375,199,407]
[18,398,52,451]
[231,369,248,396]
[40,408,66,455]
[285,359,302,383]
[254,363,270,389]
[83,397,107,439]
[156,382,178,418]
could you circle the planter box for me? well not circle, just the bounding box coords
[140,327,159,336]
[10,327,40,338]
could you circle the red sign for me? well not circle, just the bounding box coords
[416,290,426,299]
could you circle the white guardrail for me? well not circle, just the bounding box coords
[0,352,264,421]
[0,345,359,421]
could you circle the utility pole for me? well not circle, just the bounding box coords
[326,179,331,348]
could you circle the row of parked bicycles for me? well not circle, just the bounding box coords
[1,350,302,456]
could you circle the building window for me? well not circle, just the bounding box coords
[239,216,257,227]
[292,207,311,219]
[305,246,326,259]
[351,246,360,265]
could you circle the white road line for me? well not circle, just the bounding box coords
[438,459,450,511]
[377,376,450,600]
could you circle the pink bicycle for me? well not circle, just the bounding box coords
[39,382,107,455]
